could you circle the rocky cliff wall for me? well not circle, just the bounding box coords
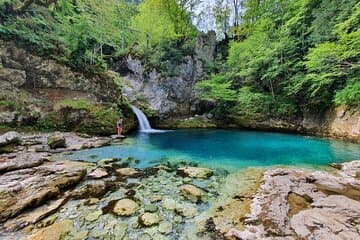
[116,31,217,119]
[0,40,136,134]
[0,40,122,103]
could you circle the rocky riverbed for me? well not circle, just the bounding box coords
[0,131,359,240]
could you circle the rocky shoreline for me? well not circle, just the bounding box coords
[0,131,359,239]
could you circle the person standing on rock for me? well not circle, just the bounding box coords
[117,118,123,136]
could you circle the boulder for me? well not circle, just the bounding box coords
[180,184,203,203]
[116,168,139,177]
[177,167,213,179]
[0,131,20,147]
[47,132,66,149]
[88,168,108,179]
[113,199,138,216]
[138,213,161,227]
[175,203,198,218]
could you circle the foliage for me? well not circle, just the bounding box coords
[198,0,360,121]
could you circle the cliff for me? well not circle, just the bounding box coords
[0,40,136,134]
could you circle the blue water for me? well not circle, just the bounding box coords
[64,130,360,171]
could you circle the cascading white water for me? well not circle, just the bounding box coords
[131,106,165,133]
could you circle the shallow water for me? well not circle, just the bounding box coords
[64,129,360,171]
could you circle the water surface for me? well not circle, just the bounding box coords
[64,130,360,171]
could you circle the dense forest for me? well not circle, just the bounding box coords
[0,0,359,122]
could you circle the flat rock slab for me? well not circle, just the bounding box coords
[0,160,88,222]
[0,152,49,174]
[226,162,360,239]
[0,131,20,147]
[4,198,66,231]
[291,195,360,239]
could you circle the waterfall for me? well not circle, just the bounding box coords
[131,106,164,133]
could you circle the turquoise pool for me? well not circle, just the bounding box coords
[64,129,360,171]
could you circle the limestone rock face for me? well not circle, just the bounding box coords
[0,40,122,104]
[113,199,138,216]
[118,32,217,120]
[0,152,48,174]
[0,160,87,222]
[0,131,20,147]
[291,195,360,240]
[177,167,213,179]
[225,162,360,240]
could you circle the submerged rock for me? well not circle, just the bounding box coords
[138,213,161,227]
[27,219,73,240]
[177,167,213,179]
[159,222,173,234]
[88,168,108,179]
[116,168,139,177]
[85,210,102,222]
[180,184,203,203]
[113,199,138,216]
[175,203,198,218]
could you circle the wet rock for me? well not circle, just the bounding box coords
[180,184,203,203]
[116,168,140,177]
[0,153,48,173]
[71,230,89,240]
[84,198,100,205]
[175,203,198,218]
[114,222,127,239]
[113,199,138,216]
[27,219,73,240]
[158,222,172,234]
[47,132,66,149]
[177,167,213,179]
[98,158,117,167]
[150,195,162,203]
[70,180,111,199]
[138,213,161,227]
[162,198,176,210]
[88,168,108,179]
[4,198,66,231]
[0,131,20,147]
[291,195,360,239]
[144,204,158,213]
[85,210,102,222]
[0,161,87,222]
